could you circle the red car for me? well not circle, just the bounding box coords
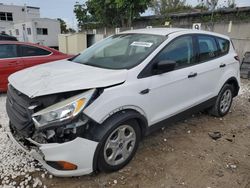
[0,41,72,92]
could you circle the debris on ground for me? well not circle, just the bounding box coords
[208,131,222,140]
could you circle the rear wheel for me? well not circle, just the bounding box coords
[209,84,233,117]
[98,120,140,172]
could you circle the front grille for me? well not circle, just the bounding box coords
[6,85,35,135]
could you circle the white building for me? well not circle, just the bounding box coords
[0,3,60,47]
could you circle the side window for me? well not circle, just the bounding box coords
[156,36,195,69]
[198,35,218,62]
[20,45,51,57]
[0,44,17,58]
[217,37,229,56]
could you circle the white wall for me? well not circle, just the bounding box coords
[33,18,60,47]
[0,4,40,22]
[0,4,40,33]
[0,22,13,33]
[59,33,87,55]
[8,22,34,42]
[6,18,60,47]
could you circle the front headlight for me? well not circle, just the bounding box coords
[32,89,95,128]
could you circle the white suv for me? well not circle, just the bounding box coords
[7,28,240,176]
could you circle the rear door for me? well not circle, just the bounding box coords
[19,44,54,68]
[0,44,23,91]
[193,34,231,98]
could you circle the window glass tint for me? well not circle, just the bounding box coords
[156,36,195,69]
[0,12,13,21]
[198,35,218,62]
[7,13,13,21]
[37,28,48,35]
[0,12,5,20]
[15,29,19,35]
[27,28,32,35]
[0,44,17,58]
[20,45,51,57]
[217,37,229,55]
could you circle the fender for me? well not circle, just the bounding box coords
[215,65,240,96]
[99,105,147,124]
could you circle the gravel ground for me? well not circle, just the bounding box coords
[0,80,250,188]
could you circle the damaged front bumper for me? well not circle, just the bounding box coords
[8,129,98,177]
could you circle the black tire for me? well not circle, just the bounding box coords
[97,119,141,172]
[209,84,234,117]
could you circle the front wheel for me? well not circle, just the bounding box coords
[97,120,140,172]
[209,84,234,117]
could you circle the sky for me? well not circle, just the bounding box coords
[1,0,250,29]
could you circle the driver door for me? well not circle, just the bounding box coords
[142,35,202,125]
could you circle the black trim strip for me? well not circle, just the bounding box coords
[145,96,217,135]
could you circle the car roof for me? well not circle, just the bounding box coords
[0,41,61,53]
[121,28,230,40]
[121,28,188,36]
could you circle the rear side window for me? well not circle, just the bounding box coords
[217,37,229,56]
[20,45,51,57]
[0,44,17,58]
[197,35,218,62]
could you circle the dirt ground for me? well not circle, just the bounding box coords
[1,80,250,188]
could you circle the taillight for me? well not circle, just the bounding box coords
[234,55,240,62]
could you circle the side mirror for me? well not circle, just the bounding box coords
[153,60,176,75]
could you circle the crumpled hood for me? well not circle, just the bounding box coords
[9,60,127,98]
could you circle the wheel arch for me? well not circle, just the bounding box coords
[91,109,148,173]
[223,77,240,97]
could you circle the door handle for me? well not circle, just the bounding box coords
[188,72,197,78]
[140,88,150,95]
[220,64,226,68]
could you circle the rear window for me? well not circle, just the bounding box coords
[217,37,230,56]
[0,44,17,58]
[20,45,51,57]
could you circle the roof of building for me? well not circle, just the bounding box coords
[0,4,40,9]
[137,6,250,20]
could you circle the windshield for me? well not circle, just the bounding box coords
[71,34,166,69]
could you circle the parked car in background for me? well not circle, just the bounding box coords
[0,41,72,92]
[240,51,250,79]
[7,28,240,176]
[0,33,17,41]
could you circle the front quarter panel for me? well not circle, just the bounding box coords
[84,79,150,124]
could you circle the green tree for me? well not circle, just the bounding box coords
[114,0,151,27]
[74,1,95,30]
[198,0,218,10]
[74,0,151,28]
[68,28,76,33]
[227,0,236,8]
[198,0,237,10]
[57,18,76,34]
[57,18,68,34]
[151,0,191,15]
